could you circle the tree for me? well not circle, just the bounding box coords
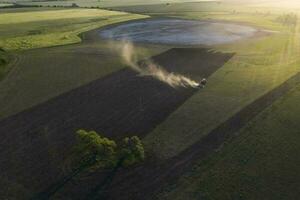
[33,130,118,200]
[120,136,145,167]
[71,3,79,7]
[34,130,144,200]
[72,130,144,169]
[72,129,117,170]
[75,132,145,200]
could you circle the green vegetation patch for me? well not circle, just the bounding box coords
[158,80,300,200]
[14,0,219,8]
[0,8,148,50]
[0,3,13,7]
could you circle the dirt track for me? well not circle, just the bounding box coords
[0,47,233,199]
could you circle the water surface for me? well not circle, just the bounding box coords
[99,19,258,45]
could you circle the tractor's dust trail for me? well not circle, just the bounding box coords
[119,40,199,88]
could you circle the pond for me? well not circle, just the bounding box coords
[99,18,258,45]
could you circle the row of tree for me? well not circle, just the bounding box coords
[276,13,298,26]
[72,129,144,170]
[33,130,144,200]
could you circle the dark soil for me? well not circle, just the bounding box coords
[151,48,230,80]
[0,48,233,199]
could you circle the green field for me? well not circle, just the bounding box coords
[0,8,147,50]
[158,81,300,200]
[5,0,218,8]
[0,1,300,199]
[0,3,13,7]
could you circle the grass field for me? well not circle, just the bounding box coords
[158,81,300,200]
[7,0,219,8]
[0,3,13,7]
[0,7,147,50]
[0,1,300,199]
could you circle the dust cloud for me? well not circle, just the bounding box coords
[119,40,199,88]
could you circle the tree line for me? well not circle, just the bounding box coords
[32,129,144,200]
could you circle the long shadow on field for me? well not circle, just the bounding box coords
[104,72,300,200]
[0,48,233,199]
